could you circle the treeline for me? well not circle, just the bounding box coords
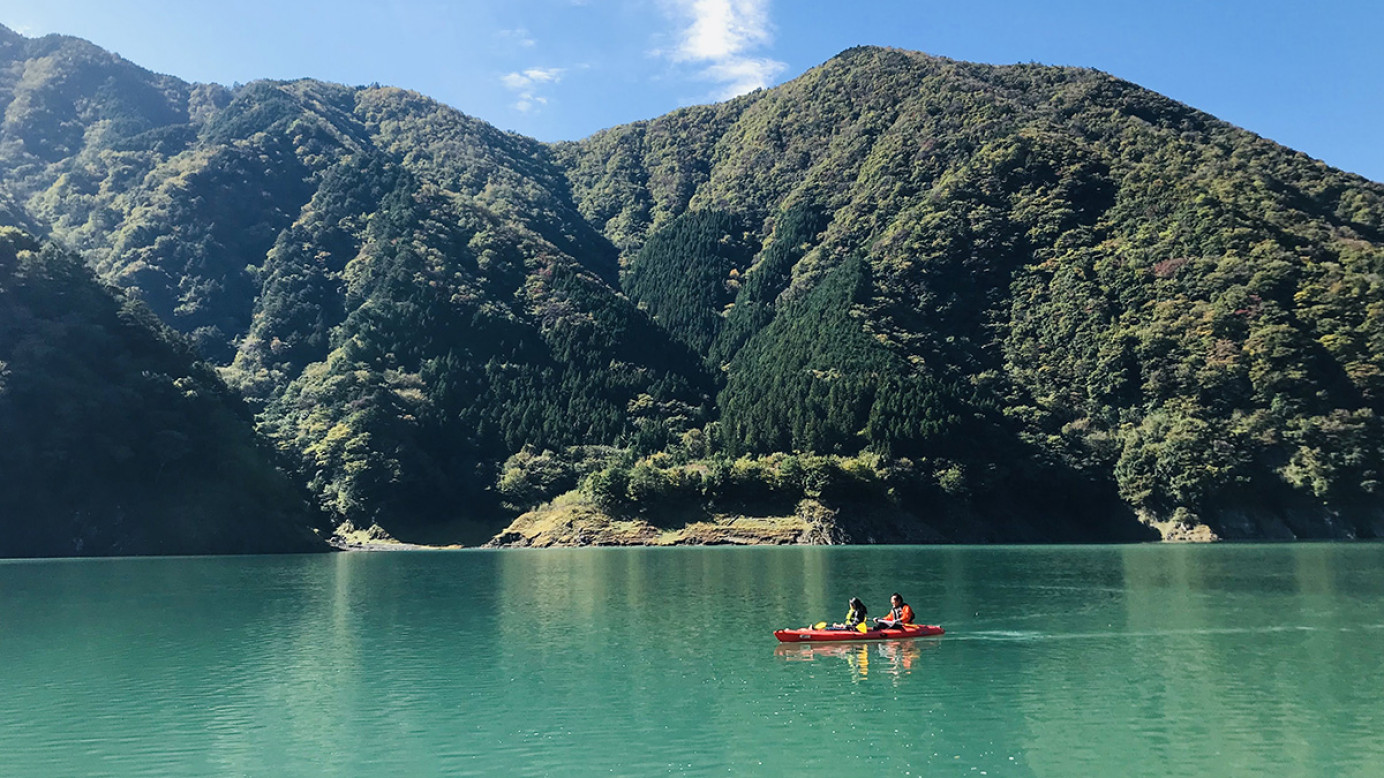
[521,451,960,515]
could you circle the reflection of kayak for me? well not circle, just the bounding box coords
[773,624,945,642]
[774,639,942,661]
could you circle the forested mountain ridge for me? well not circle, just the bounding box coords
[0,24,709,546]
[0,227,327,555]
[3,27,1384,550]
[550,46,1384,540]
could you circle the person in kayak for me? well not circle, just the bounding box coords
[827,597,868,630]
[874,593,914,629]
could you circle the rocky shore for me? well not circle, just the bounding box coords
[484,497,845,547]
[332,499,1384,551]
[328,521,460,551]
[481,490,1166,548]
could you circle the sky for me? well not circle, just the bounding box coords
[1,0,1380,182]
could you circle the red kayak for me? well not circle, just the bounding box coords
[773,623,945,643]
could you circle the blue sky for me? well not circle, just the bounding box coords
[2,0,1381,182]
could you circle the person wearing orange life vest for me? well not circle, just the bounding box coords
[874,592,914,629]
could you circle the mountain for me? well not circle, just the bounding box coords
[2,27,1383,548]
[552,47,1384,540]
[0,228,325,555]
[0,24,708,546]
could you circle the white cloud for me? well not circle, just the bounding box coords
[662,0,786,99]
[500,67,567,113]
[703,57,783,98]
[674,0,770,62]
[502,67,566,89]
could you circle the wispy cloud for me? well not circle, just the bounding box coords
[661,0,786,100]
[500,66,567,113]
[502,67,565,90]
[495,27,536,49]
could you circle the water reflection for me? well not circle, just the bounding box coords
[775,639,941,681]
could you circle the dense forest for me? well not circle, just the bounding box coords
[0,228,325,555]
[2,25,1383,553]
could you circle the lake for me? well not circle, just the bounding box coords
[2,544,1382,776]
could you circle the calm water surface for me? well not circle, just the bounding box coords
[2,544,1382,777]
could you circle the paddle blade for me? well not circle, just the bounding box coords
[857,622,869,633]
[812,622,827,630]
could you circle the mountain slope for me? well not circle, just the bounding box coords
[0,228,325,556]
[0,26,709,543]
[554,47,1384,538]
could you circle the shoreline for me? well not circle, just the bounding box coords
[325,497,1384,551]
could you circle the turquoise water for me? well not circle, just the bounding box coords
[2,544,1382,777]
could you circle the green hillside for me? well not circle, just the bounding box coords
[3,28,1384,547]
[556,47,1384,538]
[0,26,708,544]
[0,228,325,555]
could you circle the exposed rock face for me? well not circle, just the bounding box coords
[485,493,1158,547]
[485,499,847,547]
[1144,519,1222,543]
